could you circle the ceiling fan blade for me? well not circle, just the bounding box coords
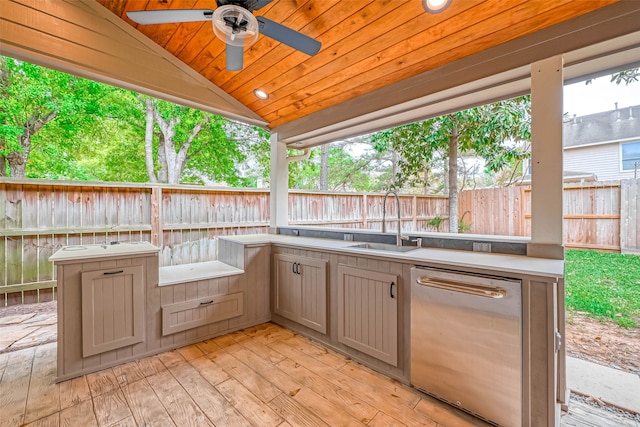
[127,9,213,25]
[256,16,321,56]
[226,43,244,71]
[252,0,274,11]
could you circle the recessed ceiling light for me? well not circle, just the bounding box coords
[254,89,269,100]
[423,0,452,14]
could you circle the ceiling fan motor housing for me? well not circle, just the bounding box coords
[212,4,259,47]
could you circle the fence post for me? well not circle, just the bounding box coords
[362,194,368,230]
[151,186,163,248]
[412,195,418,231]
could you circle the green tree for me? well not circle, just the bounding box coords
[142,96,269,185]
[372,96,531,232]
[0,56,111,177]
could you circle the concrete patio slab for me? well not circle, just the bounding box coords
[567,356,640,414]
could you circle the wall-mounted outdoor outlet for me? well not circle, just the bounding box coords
[292,229,299,236]
[344,234,354,241]
[473,242,492,252]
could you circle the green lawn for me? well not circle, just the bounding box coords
[565,249,640,328]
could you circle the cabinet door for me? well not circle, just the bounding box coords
[273,253,328,334]
[299,257,328,334]
[273,254,301,321]
[81,265,145,357]
[337,265,398,366]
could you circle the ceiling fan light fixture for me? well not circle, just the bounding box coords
[212,4,259,47]
[254,89,269,100]
[423,0,452,14]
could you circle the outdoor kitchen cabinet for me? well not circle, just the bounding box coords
[50,244,159,381]
[336,264,398,366]
[81,264,145,357]
[272,253,328,334]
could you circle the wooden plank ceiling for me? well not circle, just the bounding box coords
[98,0,617,130]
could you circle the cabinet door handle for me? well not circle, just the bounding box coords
[390,282,395,299]
[199,300,214,306]
[292,262,301,275]
[103,270,124,275]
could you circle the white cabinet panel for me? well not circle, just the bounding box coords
[337,265,398,366]
[81,265,145,357]
[273,253,327,333]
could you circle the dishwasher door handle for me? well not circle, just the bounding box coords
[415,277,506,298]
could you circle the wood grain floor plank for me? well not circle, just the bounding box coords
[93,388,133,427]
[22,412,59,427]
[59,400,98,427]
[0,346,35,424]
[276,357,379,423]
[24,344,60,424]
[212,334,237,349]
[267,340,438,427]
[86,369,119,397]
[121,378,175,427]
[226,346,301,395]
[136,355,167,377]
[216,378,283,427]
[189,355,230,386]
[368,411,408,427]
[289,386,367,426]
[194,339,221,355]
[107,416,137,427]
[157,350,187,370]
[147,369,213,427]
[414,396,490,427]
[338,359,421,408]
[237,336,287,364]
[267,393,328,427]
[282,335,349,370]
[209,350,282,403]
[59,376,91,410]
[176,344,204,361]
[112,361,146,387]
[169,361,251,427]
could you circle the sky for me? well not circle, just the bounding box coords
[563,75,640,118]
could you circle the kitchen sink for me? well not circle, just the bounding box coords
[348,243,419,253]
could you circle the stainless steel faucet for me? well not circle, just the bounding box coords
[382,190,403,246]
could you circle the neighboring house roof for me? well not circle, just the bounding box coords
[564,104,640,149]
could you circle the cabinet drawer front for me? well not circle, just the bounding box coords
[161,292,244,336]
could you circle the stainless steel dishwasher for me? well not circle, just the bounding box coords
[410,266,522,427]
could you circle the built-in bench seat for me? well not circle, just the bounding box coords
[159,260,244,287]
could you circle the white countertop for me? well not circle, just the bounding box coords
[49,241,159,262]
[219,234,564,278]
[159,261,243,286]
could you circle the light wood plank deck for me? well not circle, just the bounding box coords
[1,323,637,427]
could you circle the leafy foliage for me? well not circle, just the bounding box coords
[0,56,117,177]
[0,56,271,185]
[372,96,531,191]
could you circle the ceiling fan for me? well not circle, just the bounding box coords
[127,0,322,72]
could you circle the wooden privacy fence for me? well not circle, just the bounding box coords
[2,178,638,305]
[459,180,640,253]
[0,179,447,305]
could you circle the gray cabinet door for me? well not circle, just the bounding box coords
[81,265,145,357]
[273,253,327,334]
[337,265,398,366]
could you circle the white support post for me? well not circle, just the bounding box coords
[269,133,288,231]
[529,55,564,260]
